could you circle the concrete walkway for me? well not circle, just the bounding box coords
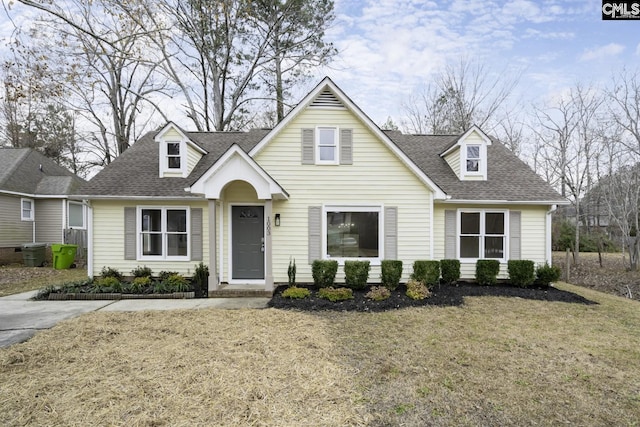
[0,291,270,349]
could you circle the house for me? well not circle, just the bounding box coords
[78,77,566,293]
[0,148,86,264]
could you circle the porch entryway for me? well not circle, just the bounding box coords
[231,205,265,281]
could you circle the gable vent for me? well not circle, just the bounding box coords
[310,89,345,108]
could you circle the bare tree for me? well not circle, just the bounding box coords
[402,58,520,134]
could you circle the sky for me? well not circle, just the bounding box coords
[1,0,640,129]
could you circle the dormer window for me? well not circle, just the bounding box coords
[466,145,481,173]
[167,142,181,169]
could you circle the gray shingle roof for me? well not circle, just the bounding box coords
[80,126,564,203]
[0,148,85,195]
[387,131,565,203]
[79,129,269,197]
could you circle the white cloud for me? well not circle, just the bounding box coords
[579,43,625,61]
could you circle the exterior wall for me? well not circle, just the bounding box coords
[186,145,203,174]
[90,199,209,277]
[433,203,549,280]
[0,193,33,247]
[34,199,64,244]
[254,107,434,284]
[443,148,461,179]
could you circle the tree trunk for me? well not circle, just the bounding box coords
[628,236,639,271]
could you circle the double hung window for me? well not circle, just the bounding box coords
[459,211,505,259]
[68,202,85,228]
[466,145,481,173]
[21,198,34,221]
[317,127,338,163]
[167,142,181,169]
[140,207,189,259]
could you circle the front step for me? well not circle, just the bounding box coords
[209,284,273,298]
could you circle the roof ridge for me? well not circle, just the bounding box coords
[0,148,31,186]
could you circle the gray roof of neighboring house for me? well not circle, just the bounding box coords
[0,148,85,196]
[79,127,564,203]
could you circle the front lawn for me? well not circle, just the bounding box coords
[1,282,638,425]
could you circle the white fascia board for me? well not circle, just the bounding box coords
[249,77,447,200]
[440,125,492,158]
[438,199,571,205]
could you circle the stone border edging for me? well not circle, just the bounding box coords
[48,292,195,301]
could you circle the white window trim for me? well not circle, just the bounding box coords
[67,201,86,229]
[159,139,187,177]
[315,126,339,165]
[137,206,190,261]
[457,209,508,262]
[322,204,383,265]
[462,143,487,177]
[21,198,34,221]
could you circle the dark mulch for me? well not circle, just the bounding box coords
[268,283,598,312]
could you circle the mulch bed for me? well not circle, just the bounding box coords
[268,283,598,312]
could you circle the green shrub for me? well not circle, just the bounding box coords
[344,260,370,290]
[129,276,151,293]
[158,271,179,282]
[193,262,209,293]
[312,260,339,288]
[96,276,122,292]
[288,258,297,286]
[100,266,123,281]
[365,286,391,301]
[411,260,440,289]
[282,286,311,299]
[536,263,562,287]
[131,265,153,278]
[317,287,353,302]
[162,273,190,293]
[405,279,431,300]
[507,260,535,288]
[475,260,501,285]
[381,260,403,290]
[440,259,461,285]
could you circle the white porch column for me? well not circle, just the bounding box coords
[265,199,274,291]
[208,200,219,292]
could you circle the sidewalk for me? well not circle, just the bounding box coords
[0,291,270,348]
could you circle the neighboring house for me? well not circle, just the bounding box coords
[78,77,567,293]
[0,148,86,263]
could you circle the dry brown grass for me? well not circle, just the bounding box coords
[0,265,87,297]
[1,283,639,426]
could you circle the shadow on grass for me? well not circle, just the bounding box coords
[268,283,598,312]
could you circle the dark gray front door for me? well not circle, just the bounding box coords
[232,206,264,280]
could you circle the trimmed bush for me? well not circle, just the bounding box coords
[317,287,353,302]
[96,276,122,292]
[536,263,562,287]
[440,259,461,285]
[288,258,297,286]
[193,262,209,294]
[405,279,431,300]
[131,265,153,278]
[312,260,339,288]
[282,286,311,299]
[411,260,440,289]
[381,260,403,290]
[158,271,179,282]
[344,260,370,290]
[365,286,391,301]
[475,259,501,285]
[508,260,536,288]
[130,276,151,293]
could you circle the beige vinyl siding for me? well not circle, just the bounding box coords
[91,200,209,277]
[34,199,63,244]
[444,148,461,179]
[433,204,549,280]
[163,128,182,138]
[186,145,203,175]
[0,194,33,246]
[254,107,433,284]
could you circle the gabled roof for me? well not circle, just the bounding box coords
[0,148,84,196]
[78,129,269,198]
[154,122,208,155]
[440,125,492,157]
[388,131,566,204]
[249,77,448,200]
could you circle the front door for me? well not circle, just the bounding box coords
[231,206,265,280]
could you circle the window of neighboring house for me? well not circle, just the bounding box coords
[459,211,505,260]
[325,207,380,260]
[140,207,189,259]
[167,142,181,169]
[317,127,338,164]
[466,144,481,173]
[21,198,34,221]
[68,202,85,229]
